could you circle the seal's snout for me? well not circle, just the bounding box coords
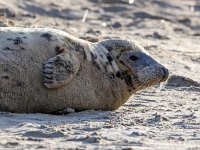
[161,66,169,82]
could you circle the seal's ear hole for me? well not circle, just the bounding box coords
[129,55,138,61]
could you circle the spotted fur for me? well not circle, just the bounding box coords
[0,27,168,113]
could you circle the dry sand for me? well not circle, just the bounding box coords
[0,0,200,149]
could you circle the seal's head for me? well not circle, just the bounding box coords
[99,39,169,93]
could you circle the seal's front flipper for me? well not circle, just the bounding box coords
[42,52,80,89]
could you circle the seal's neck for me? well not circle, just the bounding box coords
[87,43,120,75]
[64,34,90,53]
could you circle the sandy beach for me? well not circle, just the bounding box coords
[0,0,200,149]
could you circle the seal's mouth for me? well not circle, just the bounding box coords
[160,67,169,82]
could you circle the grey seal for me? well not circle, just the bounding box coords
[0,27,169,113]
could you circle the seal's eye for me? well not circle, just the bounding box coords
[129,55,138,61]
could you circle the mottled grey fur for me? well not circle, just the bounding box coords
[0,27,168,113]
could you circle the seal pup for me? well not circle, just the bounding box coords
[0,27,169,113]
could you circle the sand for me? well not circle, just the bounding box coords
[0,0,200,149]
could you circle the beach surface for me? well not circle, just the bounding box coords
[0,0,200,149]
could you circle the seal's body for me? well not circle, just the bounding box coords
[0,27,168,113]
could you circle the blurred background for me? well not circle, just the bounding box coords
[1,0,200,35]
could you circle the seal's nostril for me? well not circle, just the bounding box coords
[161,67,169,81]
[164,67,169,76]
